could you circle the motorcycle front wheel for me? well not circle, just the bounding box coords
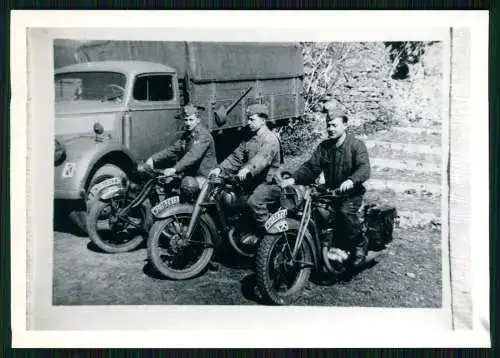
[256,224,314,305]
[147,204,217,280]
[86,197,152,253]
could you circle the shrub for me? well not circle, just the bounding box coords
[280,41,443,156]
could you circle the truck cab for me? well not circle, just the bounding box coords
[54,60,183,203]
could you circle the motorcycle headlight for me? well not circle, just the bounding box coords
[280,185,306,212]
[54,139,66,165]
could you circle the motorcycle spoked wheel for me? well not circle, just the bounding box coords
[86,197,152,253]
[147,208,216,280]
[256,227,313,305]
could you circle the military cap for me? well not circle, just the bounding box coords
[182,104,205,118]
[322,102,346,120]
[246,103,269,117]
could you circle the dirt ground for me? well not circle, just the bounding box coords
[52,222,441,307]
[52,124,443,307]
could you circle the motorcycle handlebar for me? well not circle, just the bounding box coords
[310,185,349,200]
[136,163,183,181]
[209,173,242,188]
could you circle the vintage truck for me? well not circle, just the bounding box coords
[54,41,305,231]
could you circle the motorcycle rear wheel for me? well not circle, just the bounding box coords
[256,226,313,305]
[147,205,216,280]
[86,197,152,253]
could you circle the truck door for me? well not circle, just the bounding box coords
[127,73,183,160]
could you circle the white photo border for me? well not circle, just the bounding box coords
[10,10,490,348]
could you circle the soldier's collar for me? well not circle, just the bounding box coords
[335,132,347,148]
[256,126,269,136]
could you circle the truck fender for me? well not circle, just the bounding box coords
[81,143,137,190]
[55,136,137,200]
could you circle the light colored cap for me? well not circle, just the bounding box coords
[182,104,202,118]
[246,103,269,117]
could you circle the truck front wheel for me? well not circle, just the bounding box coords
[68,164,128,235]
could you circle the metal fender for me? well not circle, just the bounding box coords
[153,203,193,220]
[266,219,289,234]
[154,204,221,247]
[54,136,137,200]
[150,195,181,217]
[264,208,288,233]
[99,185,127,201]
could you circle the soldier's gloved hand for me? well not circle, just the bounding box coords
[339,179,354,192]
[209,167,221,178]
[237,167,251,182]
[281,178,295,188]
[163,168,176,177]
[145,157,154,169]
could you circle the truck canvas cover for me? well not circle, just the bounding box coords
[185,42,303,82]
[72,41,303,82]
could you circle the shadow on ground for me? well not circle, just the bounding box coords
[53,215,87,237]
[141,259,219,281]
[240,273,269,305]
[310,259,379,287]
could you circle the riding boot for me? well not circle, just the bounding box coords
[351,233,368,267]
[240,226,265,246]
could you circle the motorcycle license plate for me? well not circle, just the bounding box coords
[151,196,180,216]
[90,177,122,197]
[265,208,288,231]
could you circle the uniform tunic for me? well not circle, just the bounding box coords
[219,126,281,185]
[293,132,371,193]
[150,124,217,178]
[219,126,282,227]
[292,131,371,246]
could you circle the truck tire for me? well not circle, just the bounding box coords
[68,164,128,235]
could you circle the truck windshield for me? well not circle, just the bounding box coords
[54,71,127,103]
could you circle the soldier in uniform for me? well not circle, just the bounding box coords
[209,103,282,242]
[146,104,217,201]
[280,107,371,267]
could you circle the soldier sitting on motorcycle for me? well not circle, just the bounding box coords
[146,104,218,201]
[209,103,282,244]
[280,106,372,267]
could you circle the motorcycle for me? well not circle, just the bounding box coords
[147,173,285,280]
[86,163,182,253]
[255,182,398,305]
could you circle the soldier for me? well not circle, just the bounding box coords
[209,103,282,242]
[280,107,371,267]
[146,104,217,201]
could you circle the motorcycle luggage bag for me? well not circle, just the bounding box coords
[363,204,398,247]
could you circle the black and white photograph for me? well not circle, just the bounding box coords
[11,11,490,348]
[51,38,443,308]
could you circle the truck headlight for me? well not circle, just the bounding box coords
[54,139,66,165]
